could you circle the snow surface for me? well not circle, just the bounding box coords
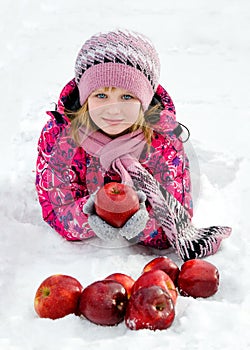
[1,0,250,349]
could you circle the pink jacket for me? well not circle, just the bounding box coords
[36,79,193,249]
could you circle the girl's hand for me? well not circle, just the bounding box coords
[83,190,149,241]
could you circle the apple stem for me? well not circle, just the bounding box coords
[155,303,165,311]
[111,187,120,194]
[42,287,50,297]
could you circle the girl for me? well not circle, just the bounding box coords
[36,29,231,261]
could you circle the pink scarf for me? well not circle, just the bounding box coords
[80,128,146,187]
[80,127,231,260]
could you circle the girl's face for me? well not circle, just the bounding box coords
[87,87,141,136]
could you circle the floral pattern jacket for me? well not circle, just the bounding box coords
[36,79,193,249]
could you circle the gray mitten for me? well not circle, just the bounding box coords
[119,190,149,240]
[83,194,119,241]
[83,190,149,241]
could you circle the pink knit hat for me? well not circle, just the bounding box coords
[75,29,160,111]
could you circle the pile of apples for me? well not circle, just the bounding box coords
[34,257,220,331]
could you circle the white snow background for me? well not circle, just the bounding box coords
[1,0,250,349]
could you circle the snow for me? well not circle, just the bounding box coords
[1,0,250,349]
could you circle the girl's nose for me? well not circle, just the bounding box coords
[106,102,122,115]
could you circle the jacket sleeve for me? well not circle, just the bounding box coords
[35,117,95,240]
[161,137,193,218]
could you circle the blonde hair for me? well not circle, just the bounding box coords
[65,90,161,146]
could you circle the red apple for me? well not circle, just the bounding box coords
[142,257,180,285]
[177,259,220,298]
[34,274,83,319]
[78,279,128,326]
[94,182,139,228]
[131,269,178,305]
[104,273,135,298]
[125,285,175,331]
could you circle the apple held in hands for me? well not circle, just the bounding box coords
[94,182,140,228]
[34,274,83,320]
[78,280,128,326]
[131,269,178,305]
[177,259,219,298]
[142,257,180,286]
[125,285,175,331]
[104,273,135,298]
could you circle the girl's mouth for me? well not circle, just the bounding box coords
[102,118,124,125]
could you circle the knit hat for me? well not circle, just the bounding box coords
[75,29,160,111]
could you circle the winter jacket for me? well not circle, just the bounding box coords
[35,79,193,249]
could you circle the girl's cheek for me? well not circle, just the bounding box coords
[122,102,140,116]
[88,103,105,116]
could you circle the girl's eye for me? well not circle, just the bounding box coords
[122,94,133,100]
[96,93,107,99]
